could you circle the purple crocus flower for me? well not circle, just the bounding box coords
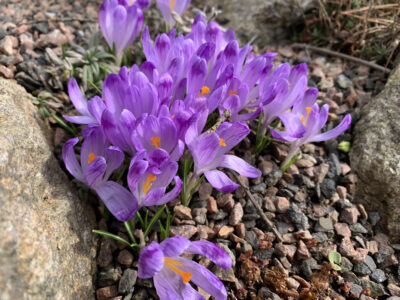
[99,0,143,62]
[261,63,308,132]
[100,68,160,154]
[138,236,232,300]
[63,78,105,125]
[62,126,138,221]
[127,149,182,207]
[271,103,352,166]
[156,0,191,27]
[188,122,261,192]
[132,115,184,161]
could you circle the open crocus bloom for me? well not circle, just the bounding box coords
[156,0,191,27]
[138,236,232,300]
[271,103,352,165]
[127,150,182,207]
[132,115,184,161]
[62,126,138,221]
[188,122,262,192]
[99,0,143,61]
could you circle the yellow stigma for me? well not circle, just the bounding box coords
[164,258,192,284]
[151,136,161,148]
[228,90,237,96]
[171,114,175,119]
[219,138,226,147]
[198,86,210,97]
[170,0,176,10]
[301,107,312,126]
[88,153,97,164]
[129,0,134,5]
[142,174,157,195]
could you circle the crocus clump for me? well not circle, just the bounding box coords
[63,5,352,299]
[138,236,232,300]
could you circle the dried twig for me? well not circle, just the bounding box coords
[229,171,283,242]
[17,17,97,26]
[341,3,399,15]
[291,43,391,74]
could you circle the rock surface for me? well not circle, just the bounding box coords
[0,79,96,299]
[213,0,316,46]
[350,59,400,242]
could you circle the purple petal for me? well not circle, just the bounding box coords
[308,114,352,143]
[88,96,106,124]
[187,56,207,97]
[184,240,232,269]
[204,169,238,193]
[104,146,124,180]
[160,236,190,257]
[101,109,131,153]
[270,128,300,142]
[158,176,182,205]
[153,271,185,300]
[279,112,306,138]
[84,156,107,188]
[170,139,184,161]
[62,137,84,182]
[219,155,261,178]
[140,187,165,207]
[63,115,95,125]
[216,121,250,152]
[127,156,148,195]
[95,181,138,221]
[175,257,228,300]
[68,78,88,115]
[80,125,107,171]
[189,132,220,172]
[138,241,164,278]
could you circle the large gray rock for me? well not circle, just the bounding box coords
[350,60,400,242]
[213,0,316,46]
[0,78,96,299]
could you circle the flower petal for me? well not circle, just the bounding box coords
[308,114,352,143]
[175,257,228,300]
[160,236,191,257]
[68,78,89,115]
[104,146,124,180]
[184,240,232,269]
[158,176,182,205]
[219,155,261,178]
[84,156,107,188]
[189,132,220,173]
[204,169,238,193]
[95,181,138,221]
[138,241,164,278]
[63,115,95,125]
[62,137,84,182]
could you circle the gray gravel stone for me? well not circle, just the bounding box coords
[288,203,309,230]
[118,269,138,294]
[321,178,337,198]
[245,231,259,250]
[341,257,353,272]
[315,217,333,232]
[254,249,274,262]
[350,223,368,234]
[370,269,387,283]
[265,170,283,186]
[359,278,385,297]
[337,74,353,89]
[251,183,266,193]
[257,287,280,300]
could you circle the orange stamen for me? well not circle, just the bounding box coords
[198,86,210,97]
[142,174,157,195]
[228,90,237,96]
[170,0,176,10]
[151,136,161,148]
[302,106,312,126]
[219,138,226,147]
[88,153,97,164]
[164,258,192,284]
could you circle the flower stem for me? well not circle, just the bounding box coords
[281,152,301,173]
[92,229,138,248]
[124,221,136,244]
[144,205,166,239]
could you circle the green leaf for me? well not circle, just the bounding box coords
[328,251,342,265]
[338,141,351,153]
[333,264,342,271]
[92,229,132,247]
[144,205,166,239]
